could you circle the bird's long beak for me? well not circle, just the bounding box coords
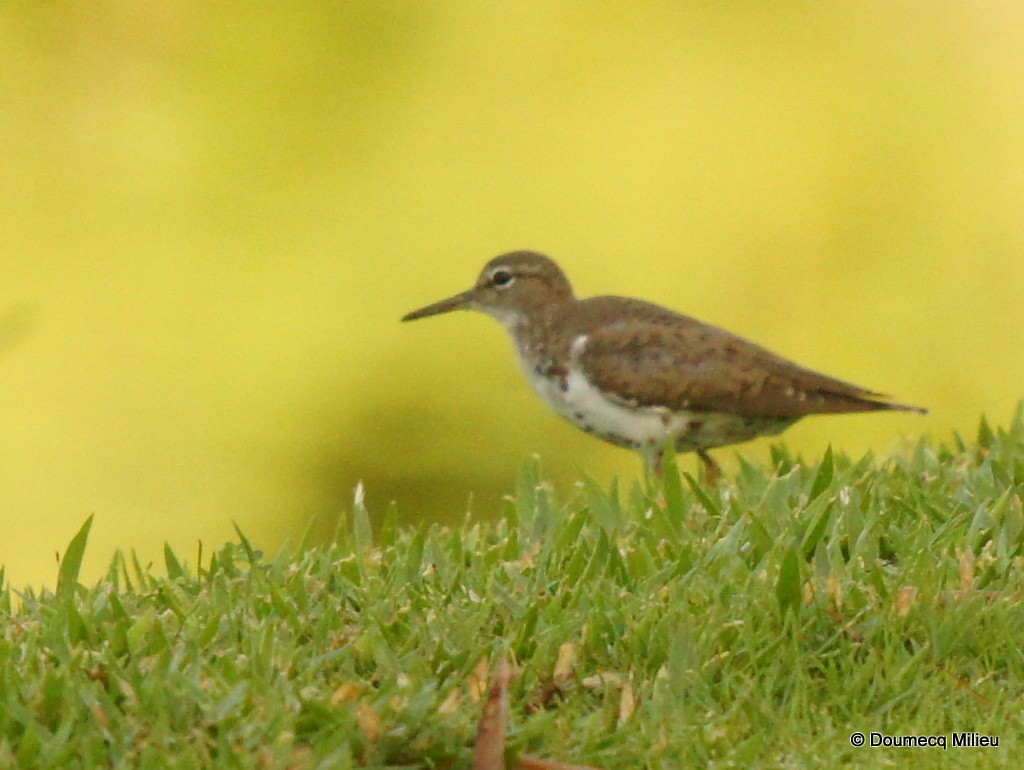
[401,288,477,322]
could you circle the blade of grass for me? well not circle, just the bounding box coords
[56,515,94,597]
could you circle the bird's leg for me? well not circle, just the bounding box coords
[652,448,669,506]
[639,442,666,480]
[650,448,665,479]
[640,447,668,505]
[697,449,721,486]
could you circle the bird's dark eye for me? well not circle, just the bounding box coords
[491,269,514,287]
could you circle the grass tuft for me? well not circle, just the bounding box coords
[3,409,1024,768]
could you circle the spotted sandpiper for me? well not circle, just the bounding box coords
[402,251,926,481]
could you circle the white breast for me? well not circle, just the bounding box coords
[519,334,695,454]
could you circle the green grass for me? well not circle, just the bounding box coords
[3,409,1024,769]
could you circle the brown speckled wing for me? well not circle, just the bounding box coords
[573,299,914,418]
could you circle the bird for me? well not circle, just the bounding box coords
[401,250,926,482]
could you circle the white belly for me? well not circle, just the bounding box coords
[521,356,702,452]
[516,334,793,455]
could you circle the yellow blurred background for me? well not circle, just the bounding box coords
[2,3,1022,589]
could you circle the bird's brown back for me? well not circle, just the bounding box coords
[566,296,925,419]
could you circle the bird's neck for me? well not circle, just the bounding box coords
[503,298,576,370]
